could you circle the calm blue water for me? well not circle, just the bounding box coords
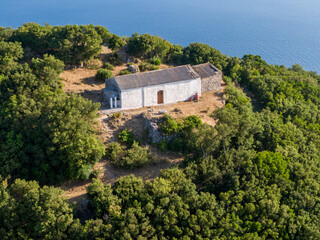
[1,0,320,72]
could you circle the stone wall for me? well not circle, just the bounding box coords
[201,71,223,92]
[104,78,121,108]
[143,113,166,143]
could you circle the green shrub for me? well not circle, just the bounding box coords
[95,68,113,81]
[150,56,161,65]
[78,164,93,180]
[119,69,131,75]
[106,142,126,163]
[104,62,114,70]
[108,34,125,50]
[119,129,134,146]
[86,59,101,70]
[109,53,123,66]
[112,112,122,119]
[157,140,168,152]
[159,114,183,136]
[183,115,202,132]
[90,169,102,179]
[139,62,160,72]
[168,135,188,152]
[153,59,161,65]
[254,151,290,181]
[87,178,121,218]
[120,141,152,169]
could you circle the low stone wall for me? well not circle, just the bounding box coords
[201,71,223,92]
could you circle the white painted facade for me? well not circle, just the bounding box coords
[120,77,201,110]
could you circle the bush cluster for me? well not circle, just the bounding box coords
[150,56,161,65]
[95,68,113,81]
[139,62,160,72]
[108,52,123,66]
[106,141,151,169]
[127,33,228,70]
[119,69,131,75]
[118,129,134,146]
[104,62,114,70]
[159,114,202,136]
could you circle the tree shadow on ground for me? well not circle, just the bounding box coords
[81,89,104,103]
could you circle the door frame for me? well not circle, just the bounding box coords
[157,90,164,104]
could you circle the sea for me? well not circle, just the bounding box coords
[1,0,320,72]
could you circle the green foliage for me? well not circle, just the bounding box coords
[0,179,76,239]
[85,58,101,69]
[120,142,152,169]
[157,139,168,152]
[127,33,173,60]
[87,178,121,218]
[150,56,161,65]
[108,34,125,50]
[104,62,114,70]
[182,42,228,70]
[118,129,134,146]
[107,140,151,169]
[112,111,122,119]
[0,27,13,41]
[139,62,160,72]
[95,68,113,81]
[183,115,202,132]
[30,54,64,89]
[94,25,112,45]
[126,33,228,69]
[167,44,184,64]
[159,114,182,136]
[0,41,23,72]
[78,164,94,180]
[106,142,126,163]
[10,23,103,65]
[119,69,131,75]
[254,151,290,181]
[108,52,123,66]
[0,45,105,184]
[159,114,201,137]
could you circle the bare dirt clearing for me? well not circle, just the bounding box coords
[60,46,171,104]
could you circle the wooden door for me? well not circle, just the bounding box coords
[157,90,164,104]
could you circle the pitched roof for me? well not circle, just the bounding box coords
[192,63,220,78]
[110,65,200,90]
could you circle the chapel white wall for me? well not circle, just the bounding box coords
[120,78,201,110]
[121,88,143,110]
[144,78,201,107]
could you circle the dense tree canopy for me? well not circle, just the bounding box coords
[2,23,121,65]
[0,34,105,184]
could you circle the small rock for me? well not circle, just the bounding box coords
[158,109,167,114]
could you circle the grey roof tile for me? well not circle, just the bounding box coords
[192,63,220,78]
[108,65,200,90]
